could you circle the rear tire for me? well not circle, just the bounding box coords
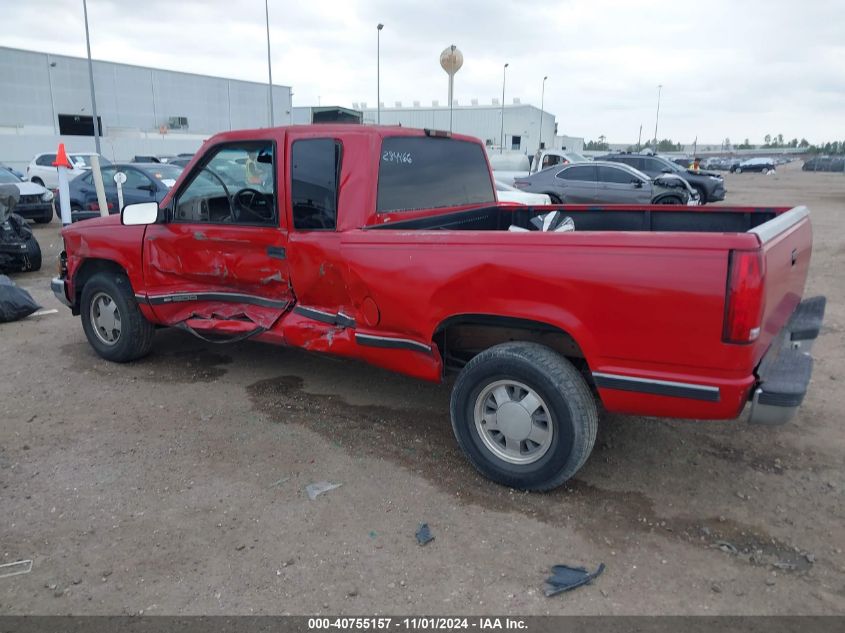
[24,237,41,271]
[80,272,154,362]
[735,167,742,174]
[449,342,598,491]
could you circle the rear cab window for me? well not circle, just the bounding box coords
[376,136,494,214]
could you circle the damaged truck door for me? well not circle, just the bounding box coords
[139,139,292,337]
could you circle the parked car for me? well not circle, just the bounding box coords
[167,157,192,168]
[2,163,25,179]
[513,161,693,205]
[702,157,732,171]
[53,125,823,491]
[0,165,54,223]
[62,163,183,222]
[731,157,775,174]
[132,155,176,164]
[26,152,112,188]
[802,156,845,172]
[493,149,588,185]
[598,152,726,204]
[495,180,551,206]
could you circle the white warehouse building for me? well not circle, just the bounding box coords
[355,100,581,157]
[0,46,292,170]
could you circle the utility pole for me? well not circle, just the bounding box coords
[539,76,548,151]
[265,0,274,126]
[652,84,663,153]
[377,23,384,124]
[637,124,642,151]
[500,62,509,153]
[82,0,101,154]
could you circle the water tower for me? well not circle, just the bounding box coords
[440,45,463,133]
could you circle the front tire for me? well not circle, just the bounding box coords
[693,186,708,205]
[80,272,154,362]
[449,342,597,491]
[735,167,742,174]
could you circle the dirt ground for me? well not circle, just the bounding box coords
[1,162,843,615]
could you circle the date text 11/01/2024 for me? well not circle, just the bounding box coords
[307,617,527,630]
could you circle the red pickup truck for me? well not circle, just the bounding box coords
[52,125,825,491]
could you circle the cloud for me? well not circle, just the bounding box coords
[1,0,842,143]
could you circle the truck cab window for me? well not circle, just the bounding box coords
[376,136,495,213]
[173,142,275,225]
[291,139,341,230]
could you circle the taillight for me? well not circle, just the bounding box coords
[723,249,766,344]
[86,201,114,211]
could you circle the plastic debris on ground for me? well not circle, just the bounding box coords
[305,481,342,501]
[0,559,33,579]
[415,523,434,546]
[543,563,605,597]
[0,275,41,323]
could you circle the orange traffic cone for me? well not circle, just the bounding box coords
[52,143,72,169]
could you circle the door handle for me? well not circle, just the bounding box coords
[266,246,286,260]
[791,249,798,266]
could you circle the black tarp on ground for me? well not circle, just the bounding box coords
[0,275,41,322]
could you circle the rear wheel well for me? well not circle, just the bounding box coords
[72,259,129,314]
[433,314,588,377]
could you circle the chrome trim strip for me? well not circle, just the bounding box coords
[355,333,432,354]
[592,372,720,402]
[750,206,809,243]
[144,292,288,309]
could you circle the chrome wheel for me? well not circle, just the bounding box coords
[474,380,554,465]
[89,291,122,345]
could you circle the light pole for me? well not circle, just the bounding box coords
[652,84,663,153]
[265,0,274,126]
[500,62,509,153]
[82,0,101,154]
[539,75,548,151]
[377,23,384,124]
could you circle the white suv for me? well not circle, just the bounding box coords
[26,152,112,188]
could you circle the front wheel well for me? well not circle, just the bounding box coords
[72,259,129,314]
[433,314,588,377]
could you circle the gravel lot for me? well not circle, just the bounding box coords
[1,163,843,615]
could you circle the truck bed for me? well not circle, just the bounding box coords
[368,203,781,234]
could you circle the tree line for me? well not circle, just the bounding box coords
[585,135,845,154]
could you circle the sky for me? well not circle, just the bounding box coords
[1,0,843,144]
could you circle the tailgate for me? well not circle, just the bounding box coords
[750,206,813,365]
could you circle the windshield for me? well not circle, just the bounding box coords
[0,169,21,184]
[566,152,587,163]
[69,154,113,168]
[145,165,183,187]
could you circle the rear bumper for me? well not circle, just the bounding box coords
[748,296,826,425]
